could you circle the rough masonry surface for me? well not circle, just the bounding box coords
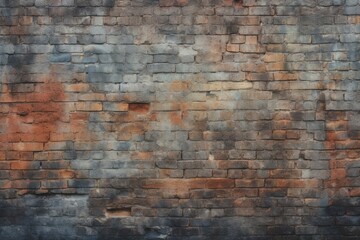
[0,0,360,239]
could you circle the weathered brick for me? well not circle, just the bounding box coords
[75,102,103,111]
[0,1,359,239]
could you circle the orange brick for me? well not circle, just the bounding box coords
[50,133,75,141]
[117,132,132,141]
[350,188,360,197]
[264,53,285,62]
[131,152,153,160]
[266,62,285,71]
[128,103,149,113]
[266,179,319,188]
[78,93,106,101]
[0,151,5,160]
[226,44,240,52]
[65,83,90,92]
[11,142,44,151]
[348,16,360,24]
[70,112,89,120]
[245,35,257,45]
[169,81,189,91]
[75,102,102,111]
[11,161,40,170]
[20,133,49,142]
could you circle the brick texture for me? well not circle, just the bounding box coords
[1,0,360,239]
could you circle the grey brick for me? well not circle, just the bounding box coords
[147,63,175,73]
[50,53,71,62]
[84,44,113,54]
[0,54,8,64]
[56,45,83,53]
[344,6,360,15]
[107,35,134,44]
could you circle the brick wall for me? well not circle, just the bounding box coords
[1,0,360,239]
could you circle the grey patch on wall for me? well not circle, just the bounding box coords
[0,195,90,240]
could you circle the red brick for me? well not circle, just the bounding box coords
[265,179,319,188]
[11,161,40,170]
[50,133,75,141]
[11,142,44,151]
[65,83,90,92]
[70,112,89,121]
[176,0,188,6]
[128,103,150,113]
[143,178,235,190]
[0,151,5,160]
[350,188,360,197]
[287,130,300,139]
[206,179,234,189]
[272,130,286,139]
[75,102,103,111]
[235,179,264,188]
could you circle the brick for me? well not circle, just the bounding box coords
[10,161,40,170]
[75,102,103,111]
[12,180,41,189]
[264,53,285,62]
[240,44,266,53]
[226,44,240,52]
[11,143,43,152]
[235,179,264,188]
[265,179,319,188]
[103,102,128,112]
